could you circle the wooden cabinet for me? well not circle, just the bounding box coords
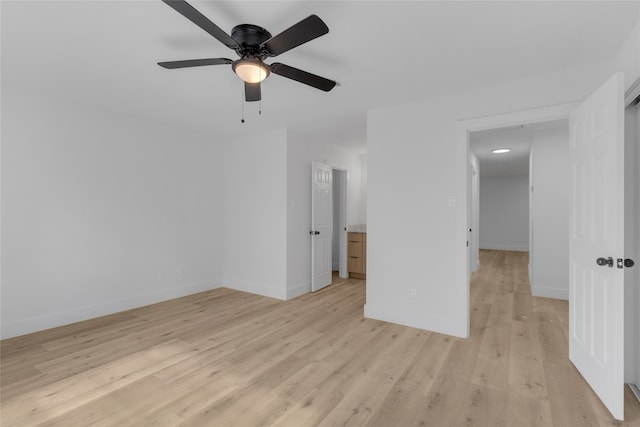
[348,232,366,279]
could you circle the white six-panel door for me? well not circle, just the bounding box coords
[311,161,332,292]
[569,73,625,420]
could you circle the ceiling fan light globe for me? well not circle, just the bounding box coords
[233,61,269,83]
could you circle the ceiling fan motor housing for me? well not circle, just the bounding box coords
[231,24,272,56]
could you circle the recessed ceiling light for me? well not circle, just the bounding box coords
[492,148,511,154]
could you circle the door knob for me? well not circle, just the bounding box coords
[625,259,635,268]
[596,257,613,267]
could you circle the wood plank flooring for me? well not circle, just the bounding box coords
[1,250,639,426]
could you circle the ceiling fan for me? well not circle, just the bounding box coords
[158,0,337,102]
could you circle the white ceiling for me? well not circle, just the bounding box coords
[470,120,567,177]
[2,1,638,149]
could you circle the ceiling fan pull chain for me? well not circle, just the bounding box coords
[241,86,245,123]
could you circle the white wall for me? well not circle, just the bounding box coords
[529,126,570,300]
[366,31,639,337]
[1,91,224,339]
[616,21,640,89]
[222,129,367,300]
[222,129,288,300]
[1,112,367,338]
[478,175,529,251]
[358,153,368,226]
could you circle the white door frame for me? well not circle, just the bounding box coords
[470,158,480,273]
[332,167,349,279]
[467,160,473,281]
[624,78,640,395]
[456,102,578,338]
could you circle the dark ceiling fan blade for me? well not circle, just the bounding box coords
[245,82,261,102]
[162,0,238,49]
[261,15,328,57]
[158,58,233,69]
[270,63,336,92]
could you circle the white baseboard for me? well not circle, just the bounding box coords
[531,286,569,300]
[364,302,467,338]
[223,277,286,300]
[479,244,529,252]
[287,282,310,300]
[1,280,220,340]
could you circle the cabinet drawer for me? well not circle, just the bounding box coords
[348,232,363,243]
[347,232,366,277]
[348,255,363,273]
[348,240,363,257]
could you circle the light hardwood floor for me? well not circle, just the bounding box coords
[1,250,639,426]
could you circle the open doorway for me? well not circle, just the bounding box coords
[469,120,569,299]
[459,89,640,413]
[311,162,349,292]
